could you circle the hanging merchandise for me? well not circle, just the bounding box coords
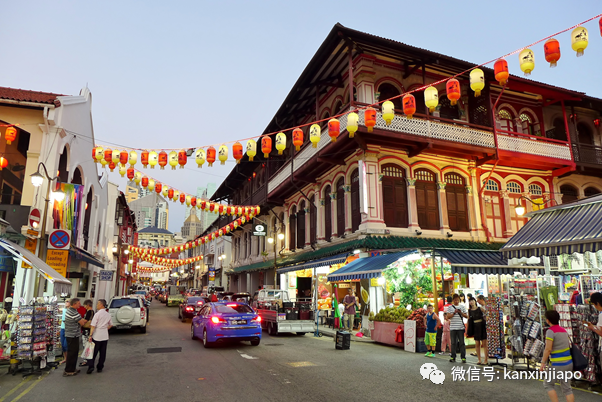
[519,48,535,76]
[328,119,340,142]
[446,79,461,105]
[292,128,303,151]
[424,86,438,112]
[571,26,588,57]
[494,59,509,86]
[469,68,485,97]
[364,107,376,132]
[544,38,561,67]
[381,101,395,125]
[347,112,359,138]
[539,285,558,310]
[168,151,178,170]
[275,133,286,154]
[233,142,243,164]
[246,140,257,161]
[484,296,505,360]
[402,94,416,119]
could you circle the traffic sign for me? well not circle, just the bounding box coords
[29,208,41,229]
[48,229,71,250]
[45,249,68,277]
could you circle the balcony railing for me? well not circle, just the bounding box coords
[573,143,602,165]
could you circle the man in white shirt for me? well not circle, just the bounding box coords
[446,294,468,363]
[87,299,113,374]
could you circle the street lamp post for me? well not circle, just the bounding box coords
[514,196,558,217]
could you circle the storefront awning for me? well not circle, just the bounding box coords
[69,245,104,268]
[0,239,72,295]
[435,249,543,275]
[277,253,349,274]
[327,250,416,281]
[501,195,602,258]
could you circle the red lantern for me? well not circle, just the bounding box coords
[5,127,17,145]
[261,136,272,158]
[328,119,340,142]
[155,183,162,193]
[200,200,206,210]
[179,193,186,204]
[218,204,224,215]
[127,168,135,180]
[158,151,168,170]
[0,157,7,170]
[402,94,416,119]
[233,142,243,164]
[544,39,561,68]
[109,161,116,172]
[446,79,461,106]
[206,147,216,167]
[209,202,215,212]
[168,188,174,199]
[178,150,187,169]
[191,197,197,207]
[119,150,128,166]
[364,107,376,132]
[494,59,509,86]
[292,128,303,151]
[141,151,149,168]
[104,149,112,163]
[600,16,602,37]
[141,176,149,187]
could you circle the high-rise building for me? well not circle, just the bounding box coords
[199,183,217,233]
[181,210,203,241]
[125,182,151,204]
[129,193,169,230]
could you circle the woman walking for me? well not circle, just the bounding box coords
[540,310,574,402]
[468,296,488,365]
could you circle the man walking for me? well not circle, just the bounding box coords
[446,294,468,363]
[59,300,70,365]
[64,298,87,376]
[342,288,356,331]
[87,299,112,374]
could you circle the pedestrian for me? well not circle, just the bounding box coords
[63,298,87,376]
[469,296,488,365]
[437,293,444,312]
[59,300,70,365]
[586,292,602,372]
[446,294,468,363]
[423,304,440,357]
[540,310,574,402]
[342,288,356,331]
[80,299,95,367]
[77,301,87,318]
[210,292,218,302]
[87,299,112,374]
[439,311,452,355]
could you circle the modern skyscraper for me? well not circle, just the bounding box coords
[129,192,169,230]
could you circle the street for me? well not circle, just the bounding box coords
[0,302,601,402]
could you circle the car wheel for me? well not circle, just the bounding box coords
[140,324,147,334]
[191,324,198,340]
[203,329,212,348]
[251,339,260,346]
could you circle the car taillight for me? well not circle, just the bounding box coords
[197,301,203,305]
[186,307,194,311]
[140,308,146,320]
[211,316,226,324]
[227,303,237,307]
[252,316,261,323]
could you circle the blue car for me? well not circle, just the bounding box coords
[191,302,262,348]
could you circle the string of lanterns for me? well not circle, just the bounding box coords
[136,266,174,273]
[134,253,205,267]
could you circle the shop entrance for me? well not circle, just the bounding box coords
[297,277,311,300]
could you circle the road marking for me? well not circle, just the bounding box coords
[0,377,31,402]
[11,374,46,402]
[286,361,316,367]
[240,354,258,360]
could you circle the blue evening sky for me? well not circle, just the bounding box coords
[2,1,601,232]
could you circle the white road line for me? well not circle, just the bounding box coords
[240,353,258,360]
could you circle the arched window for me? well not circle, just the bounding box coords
[584,187,601,197]
[498,109,515,132]
[506,181,522,194]
[577,123,593,145]
[415,169,439,230]
[438,95,460,120]
[350,169,361,232]
[382,164,408,228]
[377,83,402,110]
[58,149,69,183]
[413,88,426,115]
[71,167,83,185]
[550,117,567,141]
[528,183,543,196]
[519,111,541,136]
[279,212,285,250]
[309,195,317,245]
[289,206,297,251]
[560,185,579,204]
[297,200,306,249]
[507,181,527,233]
[483,179,505,238]
[324,185,332,241]
[333,100,343,116]
[444,173,468,232]
[336,177,345,236]
[484,180,499,191]
[83,190,93,249]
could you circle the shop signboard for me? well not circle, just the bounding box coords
[252,223,266,236]
[45,249,68,277]
[209,267,215,281]
[404,319,416,353]
[99,270,114,282]
[316,273,332,310]
[338,283,350,289]
[0,248,15,273]
[359,279,370,316]
[22,238,38,269]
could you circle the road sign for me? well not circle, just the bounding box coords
[99,270,114,282]
[22,238,38,269]
[48,229,71,250]
[29,208,41,228]
[26,229,39,237]
[45,249,68,277]
[253,224,266,236]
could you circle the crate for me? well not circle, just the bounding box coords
[417,337,427,353]
[335,331,351,350]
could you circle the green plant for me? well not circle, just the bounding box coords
[382,257,435,309]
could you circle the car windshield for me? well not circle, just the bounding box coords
[110,299,140,308]
[134,291,146,295]
[214,304,253,314]
[187,297,204,304]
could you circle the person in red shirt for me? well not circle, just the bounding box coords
[77,304,87,318]
[437,293,444,312]
[210,293,218,302]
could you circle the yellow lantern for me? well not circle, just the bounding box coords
[519,49,535,76]
[128,150,137,168]
[173,190,180,202]
[118,165,126,177]
[93,146,103,163]
[381,101,395,125]
[218,145,228,165]
[162,185,169,198]
[347,112,359,138]
[424,86,438,113]
[148,151,158,169]
[134,171,142,185]
[185,195,192,206]
[275,132,286,155]
[309,124,321,148]
[148,179,155,192]
[469,68,485,97]
[111,149,120,164]
[195,148,206,168]
[571,26,588,57]
[168,151,178,170]
[246,139,257,161]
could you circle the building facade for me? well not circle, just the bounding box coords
[129,192,169,230]
[181,212,203,241]
[137,226,174,249]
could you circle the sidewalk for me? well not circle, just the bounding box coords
[317,326,375,343]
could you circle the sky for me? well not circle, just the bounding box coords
[2,1,601,232]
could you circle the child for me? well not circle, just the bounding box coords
[424,304,440,357]
[439,315,451,355]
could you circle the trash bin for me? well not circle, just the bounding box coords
[335,331,351,350]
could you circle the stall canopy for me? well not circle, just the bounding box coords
[435,249,542,275]
[277,253,349,274]
[70,245,104,268]
[502,195,602,259]
[0,239,72,295]
[327,250,416,281]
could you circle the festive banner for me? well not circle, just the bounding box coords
[52,182,84,241]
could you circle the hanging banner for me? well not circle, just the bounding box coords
[52,182,84,241]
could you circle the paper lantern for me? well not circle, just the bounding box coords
[402,94,416,119]
[200,200,206,210]
[206,147,216,167]
[141,151,149,168]
[127,168,135,180]
[178,150,187,169]
[218,145,228,165]
[112,149,120,165]
[100,155,107,166]
[469,68,485,97]
[261,136,272,158]
[364,107,376,132]
[191,197,197,207]
[166,151,176,170]
[119,150,128,167]
[571,27,588,57]
[328,119,340,142]
[93,146,104,163]
[233,142,243,164]
[134,172,142,185]
[292,128,303,151]
[381,101,395,125]
[446,79,461,105]
[519,49,535,76]
[158,151,168,170]
[109,162,116,172]
[173,190,180,202]
[186,195,191,206]
[5,127,17,145]
[309,124,321,148]
[494,59,509,86]
[149,151,158,169]
[246,140,257,161]
[237,206,243,215]
[347,112,359,138]
[141,176,149,188]
[544,39,561,67]
[147,179,155,192]
[219,204,224,215]
[275,132,286,155]
[155,182,162,194]
[128,151,137,168]
[195,148,206,168]
[424,86,438,113]
[0,157,8,170]
[168,188,174,199]
[162,185,169,197]
[104,149,112,164]
[209,202,215,212]
[118,165,126,177]
[180,193,186,204]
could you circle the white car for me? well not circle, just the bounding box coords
[108,296,148,333]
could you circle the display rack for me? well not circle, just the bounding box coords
[484,295,506,367]
[579,275,602,304]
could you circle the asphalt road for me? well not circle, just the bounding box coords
[1,301,601,402]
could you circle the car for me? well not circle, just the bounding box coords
[178,296,210,322]
[167,294,184,307]
[133,290,151,301]
[191,302,261,348]
[130,294,151,322]
[108,296,148,333]
[230,293,252,304]
[217,292,234,301]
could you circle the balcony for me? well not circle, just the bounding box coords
[573,143,602,167]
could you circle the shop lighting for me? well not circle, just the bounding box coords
[128,259,134,264]
[277,233,284,240]
[267,237,274,244]
[515,205,526,216]
[221,254,226,259]
[112,244,118,253]
[30,171,44,187]
[51,189,65,202]
[353,249,360,255]
[124,249,130,255]
[218,256,222,261]
[377,276,385,285]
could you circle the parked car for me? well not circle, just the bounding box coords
[133,290,151,301]
[158,291,167,303]
[167,294,185,307]
[230,293,252,304]
[178,296,210,322]
[108,296,148,333]
[130,294,151,322]
[191,302,261,348]
[217,292,235,301]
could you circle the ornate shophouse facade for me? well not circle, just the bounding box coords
[211,24,602,292]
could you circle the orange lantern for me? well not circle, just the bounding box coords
[191,197,197,207]
[219,204,224,215]
[141,176,149,188]
[0,157,7,170]
[402,94,416,119]
[328,119,340,142]
[292,128,303,151]
[544,39,561,68]
[168,188,174,199]
[364,107,376,132]
[209,202,215,213]
[104,149,112,164]
[158,151,168,170]
[5,127,17,145]
[119,150,129,167]
[233,142,243,164]
[178,150,187,169]
[155,183,162,193]
[180,193,186,204]
[141,151,149,168]
[261,136,272,158]
[109,161,116,172]
[200,200,206,210]
[446,78,461,106]
[206,147,216,167]
[127,168,135,180]
[494,59,509,86]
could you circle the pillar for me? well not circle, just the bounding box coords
[361,151,385,230]
[501,190,514,238]
[466,185,479,238]
[407,178,420,230]
[330,191,337,238]
[344,184,352,235]
[437,182,450,232]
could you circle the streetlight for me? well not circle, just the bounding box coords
[277,233,284,241]
[124,249,130,255]
[267,237,274,244]
[112,244,118,253]
[514,196,556,216]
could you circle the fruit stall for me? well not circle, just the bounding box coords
[369,306,426,349]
